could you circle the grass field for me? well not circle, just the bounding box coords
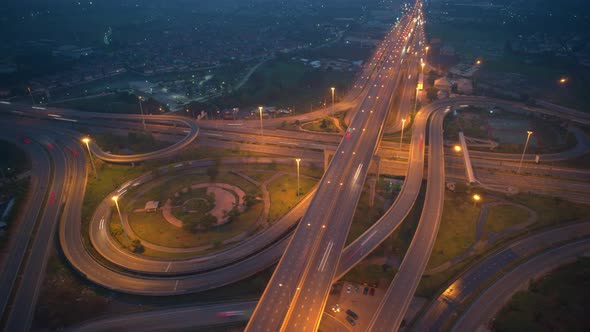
[128,202,264,251]
[214,57,356,115]
[52,92,143,114]
[427,191,481,268]
[0,140,30,173]
[301,118,341,133]
[485,204,531,233]
[342,263,397,286]
[346,188,386,246]
[494,258,590,332]
[267,174,317,223]
[94,132,171,155]
[511,194,590,227]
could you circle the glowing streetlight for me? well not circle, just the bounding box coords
[82,137,97,178]
[421,62,425,74]
[112,196,130,246]
[475,59,482,66]
[518,131,533,173]
[472,194,481,206]
[137,96,146,130]
[295,158,301,197]
[453,145,462,152]
[558,77,568,85]
[400,118,406,151]
[258,106,264,136]
[331,87,335,111]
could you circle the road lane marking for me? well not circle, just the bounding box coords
[361,230,377,246]
[318,241,334,272]
[166,262,172,272]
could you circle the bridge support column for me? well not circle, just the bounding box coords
[372,154,381,182]
[368,177,376,207]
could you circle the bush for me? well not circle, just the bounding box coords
[130,239,144,253]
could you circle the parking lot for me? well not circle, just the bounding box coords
[324,282,384,331]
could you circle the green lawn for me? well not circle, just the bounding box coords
[207,57,356,115]
[427,191,481,268]
[128,200,263,250]
[346,189,386,246]
[485,204,531,233]
[342,263,397,286]
[235,170,275,184]
[267,174,317,223]
[52,92,144,114]
[510,194,590,227]
[301,118,341,133]
[94,132,171,155]
[494,258,590,332]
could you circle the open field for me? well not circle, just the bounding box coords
[494,258,590,332]
[267,174,317,223]
[485,204,531,233]
[427,191,480,268]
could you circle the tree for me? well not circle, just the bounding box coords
[426,87,439,101]
[243,192,259,207]
[224,206,240,223]
[130,239,144,253]
[206,167,219,181]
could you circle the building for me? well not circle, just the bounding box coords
[434,77,452,93]
[456,78,473,95]
[144,201,159,212]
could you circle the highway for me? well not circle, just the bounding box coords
[413,221,590,331]
[246,3,423,331]
[452,238,590,331]
[365,94,448,331]
[0,96,587,299]
[0,128,52,324]
[1,1,589,330]
[69,301,257,332]
[0,126,74,330]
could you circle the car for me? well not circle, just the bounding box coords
[354,285,359,292]
[346,309,359,320]
[346,284,352,293]
[363,287,369,295]
[215,310,244,317]
[346,316,356,326]
[345,127,352,139]
[369,288,375,296]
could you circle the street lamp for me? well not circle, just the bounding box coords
[186,108,194,120]
[472,194,481,207]
[453,145,462,152]
[421,62,425,74]
[27,87,35,105]
[475,59,482,66]
[558,77,568,85]
[258,106,264,136]
[112,196,130,246]
[331,87,335,112]
[295,158,301,197]
[518,130,533,173]
[137,96,146,131]
[400,118,406,151]
[82,137,97,178]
